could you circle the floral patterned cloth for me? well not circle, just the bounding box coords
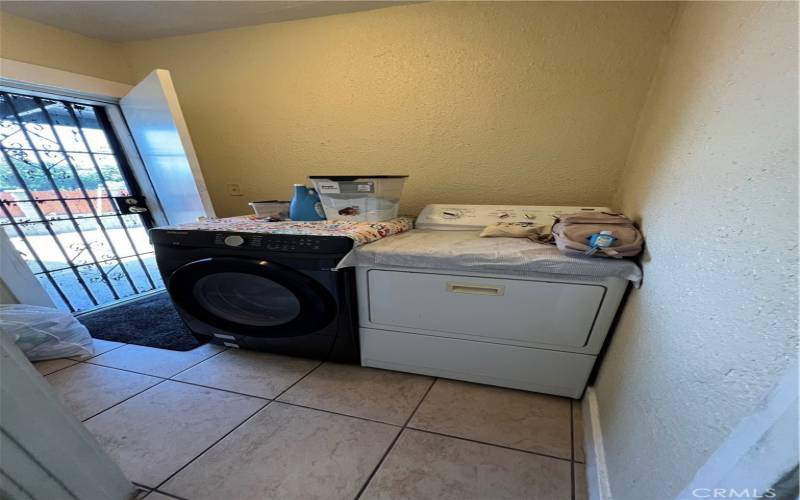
[167,215,415,246]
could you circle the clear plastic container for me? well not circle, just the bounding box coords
[309,176,408,222]
[248,200,290,220]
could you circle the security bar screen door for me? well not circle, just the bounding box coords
[0,90,164,312]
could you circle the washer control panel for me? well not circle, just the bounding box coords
[210,233,350,253]
[150,229,353,254]
[415,204,613,230]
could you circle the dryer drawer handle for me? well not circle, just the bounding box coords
[446,282,505,296]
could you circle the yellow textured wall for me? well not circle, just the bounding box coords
[122,2,677,217]
[596,2,798,497]
[0,12,132,84]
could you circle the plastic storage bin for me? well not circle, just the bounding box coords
[249,200,290,220]
[309,176,408,222]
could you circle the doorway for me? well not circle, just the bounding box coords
[0,90,163,312]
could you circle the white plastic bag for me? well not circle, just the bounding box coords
[0,305,94,361]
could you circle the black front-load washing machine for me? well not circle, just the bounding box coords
[150,228,359,363]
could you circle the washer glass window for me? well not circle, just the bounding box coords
[192,272,301,327]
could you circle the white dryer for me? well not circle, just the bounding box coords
[352,204,637,399]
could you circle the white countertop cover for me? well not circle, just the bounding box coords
[338,229,643,286]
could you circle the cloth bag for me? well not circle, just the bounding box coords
[551,212,643,258]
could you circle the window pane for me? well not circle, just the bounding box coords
[8,94,60,151]
[49,268,95,311]
[37,274,71,312]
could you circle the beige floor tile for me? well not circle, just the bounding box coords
[88,343,224,378]
[46,363,161,421]
[173,349,319,399]
[574,462,588,500]
[143,492,175,500]
[409,379,572,459]
[161,402,398,500]
[573,399,585,462]
[84,380,265,487]
[33,358,77,376]
[278,363,433,424]
[71,338,126,360]
[131,487,151,500]
[361,429,571,500]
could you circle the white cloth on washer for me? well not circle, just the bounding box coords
[336,229,642,286]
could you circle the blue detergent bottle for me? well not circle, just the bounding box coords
[289,184,325,221]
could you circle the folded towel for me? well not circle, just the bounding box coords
[479,222,552,243]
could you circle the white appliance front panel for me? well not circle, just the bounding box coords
[361,328,595,398]
[415,204,612,230]
[367,269,605,349]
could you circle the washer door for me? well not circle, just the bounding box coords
[168,257,337,337]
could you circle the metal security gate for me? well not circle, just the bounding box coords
[0,90,163,312]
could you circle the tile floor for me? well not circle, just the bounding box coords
[36,340,588,500]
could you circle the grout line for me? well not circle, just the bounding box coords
[150,489,188,500]
[165,379,272,402]
[38,360,80,377]
[38,338,131,376]
[153,398,271,495]
[79,362,171,380]
[272,400,403,428]
[405,427,575,464]
[571,400,576,500]
[167,347,229,378]
[70,361,406,428]
[131,482,153,497]
[570,399,575,461]
[353,376,438,500]
[70,339,128,361]
[152,360,325,494]
[83,347,227,379]
[63,355,404,429]
[78,350,229,422]
[262,359,325,403]
[401,377,437,427]
[81,379,169,422]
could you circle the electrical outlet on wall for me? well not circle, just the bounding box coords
[227,183,243,196]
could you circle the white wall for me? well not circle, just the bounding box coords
[594,2,798,498]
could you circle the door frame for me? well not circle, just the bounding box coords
[0,69,170,227]
[0,60,180,305]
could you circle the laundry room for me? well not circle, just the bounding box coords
[0,2,796,500]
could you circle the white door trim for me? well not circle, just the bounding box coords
[0,58,132,102]
[582,387,612,500]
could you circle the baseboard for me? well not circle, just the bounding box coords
[582,387,612,500]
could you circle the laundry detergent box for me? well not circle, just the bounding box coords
[310,176,408,222]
